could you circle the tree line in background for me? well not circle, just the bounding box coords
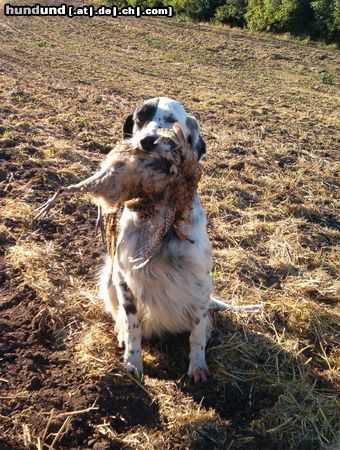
[111,0,339,44]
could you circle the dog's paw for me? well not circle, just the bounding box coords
[124,352,143,377]
[191,367,210,383]
[188,358,210,383]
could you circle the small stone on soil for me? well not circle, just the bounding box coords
[0,343,11,355]
[0,168,8,182]
[27,376,43,391]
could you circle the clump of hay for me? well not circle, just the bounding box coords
[75,323,119,378]
[254,381,339,448]
[5,241,61,298]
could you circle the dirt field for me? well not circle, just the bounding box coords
[0,3,339,449]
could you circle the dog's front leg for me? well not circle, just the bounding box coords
[188,310,210,383]
[116,278,143,376]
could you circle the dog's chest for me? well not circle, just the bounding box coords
[115,194,213,337]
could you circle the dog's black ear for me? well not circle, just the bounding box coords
[186,115,207,159]
[122,114,134,139]
[196,135,206,159]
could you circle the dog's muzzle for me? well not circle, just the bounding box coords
[140,135,158,152]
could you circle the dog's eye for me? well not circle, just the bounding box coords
[164,116,176,124]
[135,117,143,127]
[137,104,155,122]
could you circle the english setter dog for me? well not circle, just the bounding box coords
[100,97,256,382]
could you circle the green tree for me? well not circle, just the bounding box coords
[245,0,313,34]
[214,0,247,26]
[311,0,340,41]
[129,0,165,6]
[164,0,223,21]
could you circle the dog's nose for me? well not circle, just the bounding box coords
[140,135,158,152]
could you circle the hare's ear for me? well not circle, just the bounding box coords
[122,114,134,139]
[186,115,207,159]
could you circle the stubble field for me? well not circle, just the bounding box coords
[0,4,339,449]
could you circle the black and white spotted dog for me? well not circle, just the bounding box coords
[100,97,253,382]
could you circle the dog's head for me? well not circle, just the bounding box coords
[122,97,206,159]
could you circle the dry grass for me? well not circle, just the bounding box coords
[0,3,339,449]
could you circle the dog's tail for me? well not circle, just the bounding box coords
[209,297,263,312]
